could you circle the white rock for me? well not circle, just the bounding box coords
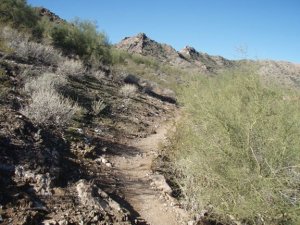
[101,158,108,164]
[187,221,194,225]
[105,162,112,168]
[42,220,57,225]
[58,219,68,225]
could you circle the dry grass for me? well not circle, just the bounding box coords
[22,72,78,125]
[119,84,137,98]
[57,59,86,77]
[91,99,106,115]
[0,26,62,65]
[24,73,66,94]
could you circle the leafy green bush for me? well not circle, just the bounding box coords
[0,0,42,38]
[50,19,111,65]
[168,71,300,224]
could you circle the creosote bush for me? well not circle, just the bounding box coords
[168,71,300,225]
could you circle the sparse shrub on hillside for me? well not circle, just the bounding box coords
[50,19,111,65]
[22,72,78,125]
[168,71,300,224]
[110,48,130,65]
[0,26,62,65]
[0,0,43,39]
[119,84,137,98]
[57,59,86,77]
[91,98,106,115]
[24,72,66,94]
[91,70,106,80]
[21,88,79,125]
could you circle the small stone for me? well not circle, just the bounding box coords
[93,215,99,221]
[105,163,112,168]
[101,158,108,164]
[58,219,68,225]
[187,221,194,225]
[42,219,57,225]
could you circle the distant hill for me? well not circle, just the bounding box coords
[116,32,300,87]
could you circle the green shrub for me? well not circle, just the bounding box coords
[0,0,41,37]
[169,71,300,224]
[50,19,111,65]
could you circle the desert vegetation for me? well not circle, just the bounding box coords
[1,1,300,224]
[50,19,111,65]
[21,73,79,125]
[164,69,300,224]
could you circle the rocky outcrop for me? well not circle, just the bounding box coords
[35,7,65,23]
[116,33,182,63]
[116,33,234,73]
[180,45,233,71]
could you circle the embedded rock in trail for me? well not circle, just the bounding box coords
[76,179,128,218]
[150,174,172,195]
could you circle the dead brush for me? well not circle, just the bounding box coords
[119,84,137,98]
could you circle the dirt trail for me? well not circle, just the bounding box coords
[111,116,188,225]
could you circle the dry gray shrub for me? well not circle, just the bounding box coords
[91,99,106,115]
[119,84,137,98]
[21,72,78,125]
[0,26,62,65]
[57,59,86,77]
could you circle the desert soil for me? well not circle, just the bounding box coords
[110,115,188,225]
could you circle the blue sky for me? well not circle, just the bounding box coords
[27,0,300,63]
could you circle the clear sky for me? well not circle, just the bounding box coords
[27,0,300,63]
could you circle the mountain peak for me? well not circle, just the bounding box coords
[136,32,148,39]
[180,46,198,57]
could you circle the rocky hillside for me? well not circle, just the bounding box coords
[116,33,300,87]
[115,33,233,73]
[1,2,300,224]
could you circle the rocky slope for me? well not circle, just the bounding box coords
[116,33,300,87]
[115,33,233,73]
[1,4,300,225]
[0,36,180,224]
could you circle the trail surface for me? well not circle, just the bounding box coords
[110,116,188,225]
